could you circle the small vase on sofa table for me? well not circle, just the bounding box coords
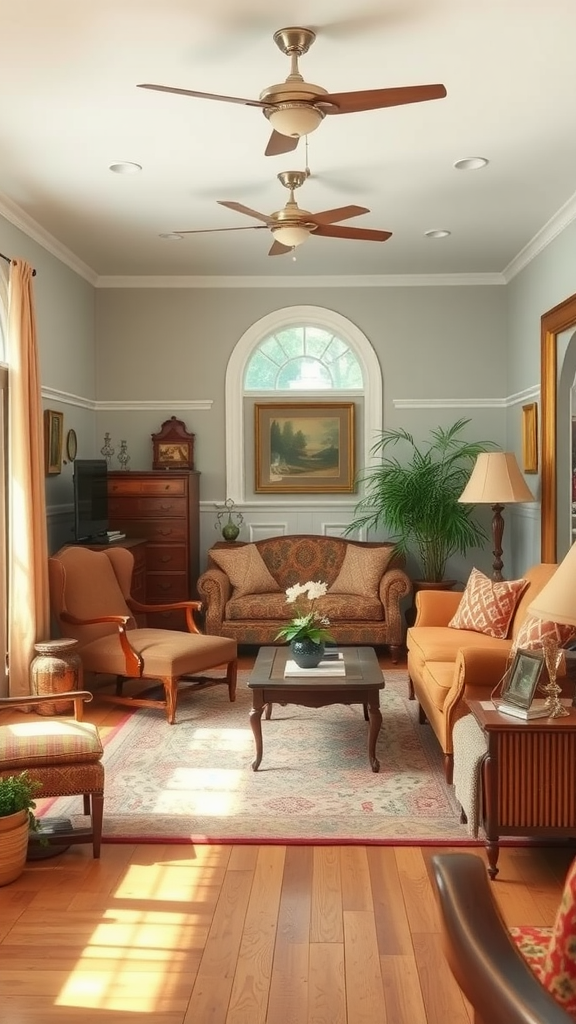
[289,639,325,669]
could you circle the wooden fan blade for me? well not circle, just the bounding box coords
[265,130,300,157]
[322,84,447,114]
[217,201,272,224]
[314,224,392,242]
[175,226,268,235]
[137,83,267,108]
[310,205,370,225]
[268,240,293,257]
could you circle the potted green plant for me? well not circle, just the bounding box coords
[0,770,43,886]
[345,418,498,582]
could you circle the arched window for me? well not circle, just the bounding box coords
[245,325,363,391]
[225,305,382,502]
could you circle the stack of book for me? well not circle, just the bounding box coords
[284,653,345,678]
[105,529,126,543]
[495,698,550,720]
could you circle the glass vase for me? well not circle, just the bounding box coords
[290,638,325,669]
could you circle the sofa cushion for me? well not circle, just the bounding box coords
[448,568,528,639]
[329,544,392,597]
[511,614,576,654]
[210,544,281,598]
[225,592,384,623]
[407,625,510,667]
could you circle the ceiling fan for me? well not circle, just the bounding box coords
[138,26,447,156]
[173,170,392,256]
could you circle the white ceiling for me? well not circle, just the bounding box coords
[1,0,576,280]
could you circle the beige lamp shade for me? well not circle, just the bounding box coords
[527,542,576,627]
[458,452,535,504]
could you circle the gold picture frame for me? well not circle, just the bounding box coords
[44,409,64,475]
[255,402,355,494]
[522,402,538,473]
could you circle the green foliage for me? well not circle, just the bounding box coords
[0,770,42,833]
[345,418,499,581]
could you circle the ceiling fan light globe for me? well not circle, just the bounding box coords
[267,103,323,138]
[272,224,310,247]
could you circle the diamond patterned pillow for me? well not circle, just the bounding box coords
[329,545,392,598]
[448,567,528,639]
[210,544,280,598]
[511,614,576,654]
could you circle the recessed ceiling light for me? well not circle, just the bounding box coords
[453,157,489,171]
[159,233,184,241]
[424,229,451,239]
[109,162,142,174]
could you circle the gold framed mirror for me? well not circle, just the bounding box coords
[541,291,576,562]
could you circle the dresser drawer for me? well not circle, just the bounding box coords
[110,519,189,544]
[109,477,186,497]
[109,496,187,518]
[146,544,188,572]
[147,574,189,603]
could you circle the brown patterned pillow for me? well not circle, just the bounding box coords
[448,567,528,639]
[511,615,576,654]
[210,544,280,598]
[329,545,392,598]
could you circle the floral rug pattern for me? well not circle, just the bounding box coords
[40,671,470,843]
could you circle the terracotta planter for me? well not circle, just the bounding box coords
[0,809,29,886]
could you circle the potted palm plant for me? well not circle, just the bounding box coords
[0,771,42,886]
[345,418,498,583]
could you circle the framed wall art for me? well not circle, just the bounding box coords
[255,402,355,494]
[522,402,538,473]
[44,409,64,475]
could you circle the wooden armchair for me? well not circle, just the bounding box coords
[49,545,238,724]
[430,852,576,1024]
[0,690,104,857]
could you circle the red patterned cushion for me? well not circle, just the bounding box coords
[448,568,528,639]
[512,614,576,654]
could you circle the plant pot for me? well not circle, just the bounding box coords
[221,521,240,542]
[0,809,29,886]
[290,639,325,669]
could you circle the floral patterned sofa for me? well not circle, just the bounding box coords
[197,535,412,661]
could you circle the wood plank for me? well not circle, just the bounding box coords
[379,955,428,1024]
[308,942,346,1024]
[366,846,413,955]
[311,846,343,943]
[340,846,372,911]
[343,910,386,1024]
[226,845,285,1024]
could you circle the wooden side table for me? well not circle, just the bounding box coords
[467,699,576,879]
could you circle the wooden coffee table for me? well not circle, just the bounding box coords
[248,646,385,773]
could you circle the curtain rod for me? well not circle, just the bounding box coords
[0,251,37,276]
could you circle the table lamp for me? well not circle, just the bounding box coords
[458,452,535,581]
[526,541,576,717]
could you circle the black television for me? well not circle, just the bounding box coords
[73,459,109,543]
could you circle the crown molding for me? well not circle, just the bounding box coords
[95,272,505,289]
[0,193,97,285]
[502,189,576,282]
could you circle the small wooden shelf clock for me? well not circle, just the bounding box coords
[151,417,195,471]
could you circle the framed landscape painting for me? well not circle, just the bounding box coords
[255,402,355,493]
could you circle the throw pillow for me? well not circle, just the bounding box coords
[329,545,393,598]
[539,856,576,1017]
[511,614,576,654]
[448,567,528,639]
[210,544,280,598]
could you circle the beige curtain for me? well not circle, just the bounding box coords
[7,260,50,696]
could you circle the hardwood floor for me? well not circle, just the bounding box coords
[1,649,573,1023]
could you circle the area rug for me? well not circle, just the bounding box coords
[38,670,477,845]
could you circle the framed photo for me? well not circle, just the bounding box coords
[255,402,355,494]
[522,402,538,473]
[44,409,64,475]
[501,649,544,709]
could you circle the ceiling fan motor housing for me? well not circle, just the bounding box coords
[260,81,329,137]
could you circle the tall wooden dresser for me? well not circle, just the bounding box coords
[107,470,200,629]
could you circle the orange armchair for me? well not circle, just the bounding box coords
[48,545,238,724]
